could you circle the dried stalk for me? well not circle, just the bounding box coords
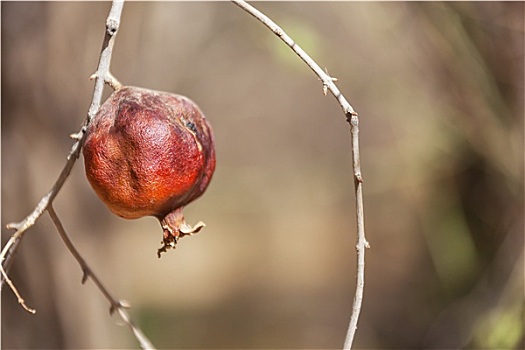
[1,1,156,349]
[0,264,35,314]
[47,205,155,350]
[1,0,124,286]
[230,1,369,349]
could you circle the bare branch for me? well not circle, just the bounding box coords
[230,2,369,349]
[0,264,35,314]
[88,0,124,122]
[47,205,156,350]
[1,1,155,349]
[117,307,157,350]
[1,0,123,289]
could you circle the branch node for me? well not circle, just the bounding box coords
[89,72,123,91]
[273,26,284,37]
[106,72,123,91]
[6,222,21,231]
[321,68,338,96]
[69,129,84,140]
[106,19,119,36]
[346,112,359,126]
[109,300,127,315]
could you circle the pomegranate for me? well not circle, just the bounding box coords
[83,86,215,257]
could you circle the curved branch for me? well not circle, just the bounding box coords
[230,2,368,349]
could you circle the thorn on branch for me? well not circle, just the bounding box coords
[109,302,119,315]
[320,68,338,96]
[119,299,132,309]
[69,133,82,140]
[6,222,21,231]
[81,268,89,284]
[69,128,85,140]
[110,299,130,315]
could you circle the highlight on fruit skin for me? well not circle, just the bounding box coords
[82,86,215,257]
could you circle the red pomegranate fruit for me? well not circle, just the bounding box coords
[83,86,215,257]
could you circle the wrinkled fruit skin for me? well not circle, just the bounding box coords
[83,86,215,256]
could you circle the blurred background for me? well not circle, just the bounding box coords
[2,2,523,349]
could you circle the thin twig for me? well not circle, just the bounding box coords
[230,2,368,349]
[47,205,156,350]
[47,206,115,305]
[0,264,35,314]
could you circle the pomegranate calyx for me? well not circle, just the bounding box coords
[157,207,206,258]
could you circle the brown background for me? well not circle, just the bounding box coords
[2,2,523,349]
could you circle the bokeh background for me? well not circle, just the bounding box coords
[2,2,523,349]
